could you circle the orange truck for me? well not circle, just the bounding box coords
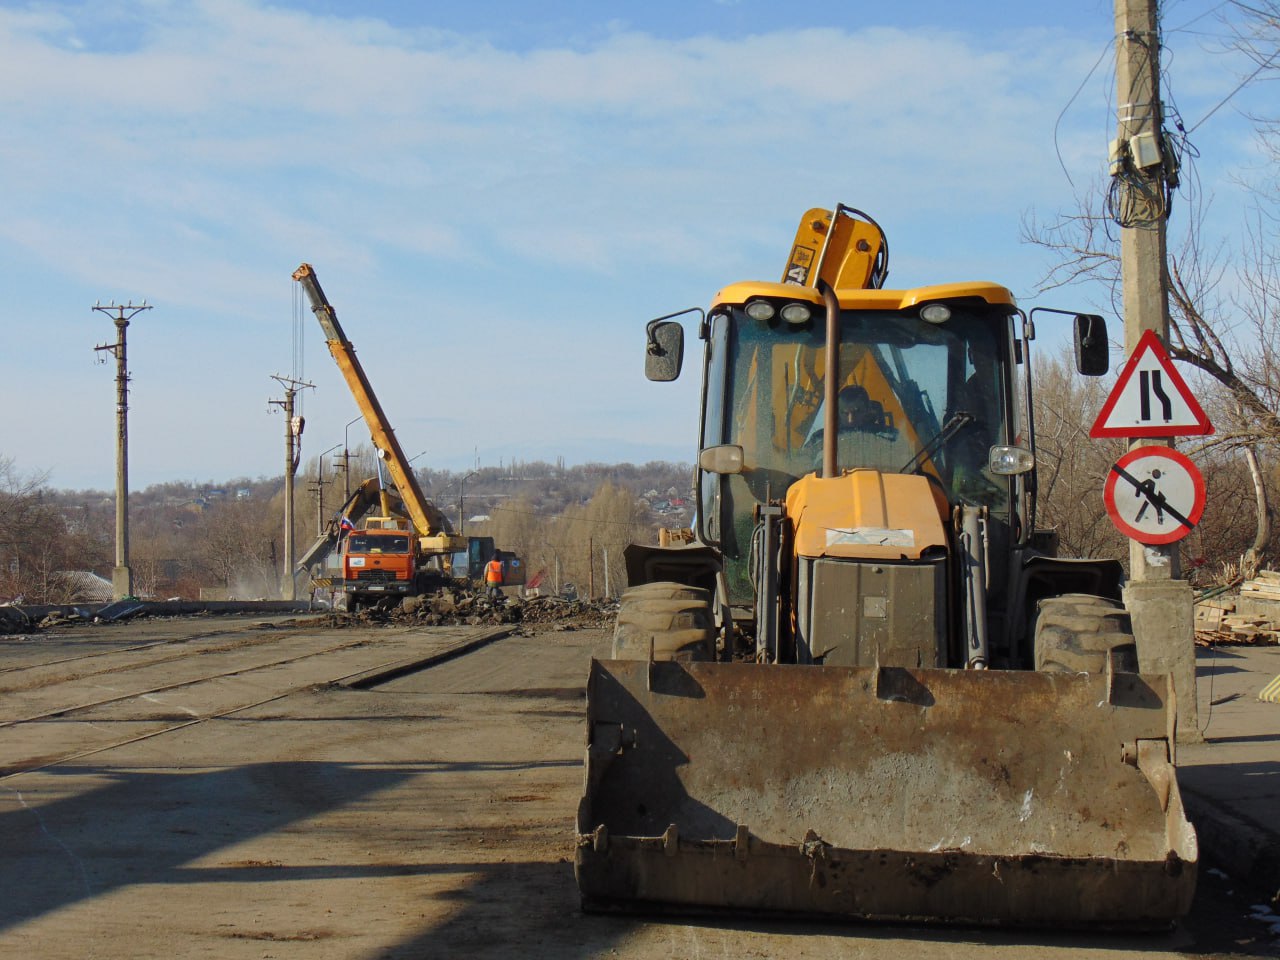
[341,522,422,606]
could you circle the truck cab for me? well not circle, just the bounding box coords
[342,519,418,606]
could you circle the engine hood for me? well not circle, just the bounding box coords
[785,469,949,561]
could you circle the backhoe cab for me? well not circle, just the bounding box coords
[576,206,1197,929]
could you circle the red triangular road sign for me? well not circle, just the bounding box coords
[1090,329,1214,438]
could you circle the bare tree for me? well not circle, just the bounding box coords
[583,481,648,598]
[196,499,280,598]
[1032,353,1128,560]
[487,494,545,573]
[0,457,48,526]
[0,458,71,602]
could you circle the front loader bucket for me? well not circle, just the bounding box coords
[576,659,1197,929]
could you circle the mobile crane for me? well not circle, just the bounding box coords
[293,263,468,609]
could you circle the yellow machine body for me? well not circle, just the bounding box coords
[576,205,1197,928]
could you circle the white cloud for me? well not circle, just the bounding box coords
[0,1,1266,488]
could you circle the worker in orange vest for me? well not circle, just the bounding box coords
[484,555,504,601]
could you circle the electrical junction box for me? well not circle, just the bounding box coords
[1108,137,1127,176]
[1129,130,1163,169]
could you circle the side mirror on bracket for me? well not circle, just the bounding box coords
[644,308,703,382]
[1028,307,1112,377]
[1073,313,1110,376]
[645,320,684,381]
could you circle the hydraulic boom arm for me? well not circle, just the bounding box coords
[292,263,455,542]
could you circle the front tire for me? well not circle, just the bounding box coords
[1033,593,1138,674]
[611,582,715,661]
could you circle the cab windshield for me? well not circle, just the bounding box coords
[702,305,1012,598]
[346,533,410,554]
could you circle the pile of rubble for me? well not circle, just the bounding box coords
[348,586,619,631]
[0,604,118,634]
[0,606,31,636]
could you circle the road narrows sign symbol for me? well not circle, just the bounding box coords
[1103,447,1205,545]
[1090,329,1213,438]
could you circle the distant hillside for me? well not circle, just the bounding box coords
[8,458,693,603]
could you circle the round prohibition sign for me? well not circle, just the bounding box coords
[1103,446,1205,545]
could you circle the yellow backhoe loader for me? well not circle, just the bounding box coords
[575,205,1197,929]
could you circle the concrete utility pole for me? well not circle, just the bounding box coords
[269,375,314,600]
[587,536,595,600]
[310,473,326,537]
[93,300,151,601]
[1112,0,1199,738]
[341,415,362,502]
[313,444,340,536]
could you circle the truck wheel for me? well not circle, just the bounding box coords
[1033,593,1138,674]
[612,582,715,662]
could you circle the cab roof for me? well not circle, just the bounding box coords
[711,280,1018,313]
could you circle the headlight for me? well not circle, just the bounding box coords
[745,300,776,322]
[988,445,1035,475]
[698,444,745,475]
[779,302,812,325]
[920,303,952,324]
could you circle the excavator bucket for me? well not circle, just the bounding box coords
[576,658,1197,929]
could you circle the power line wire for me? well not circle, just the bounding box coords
[1187,47,1280,132]
[1054,38,1116,190]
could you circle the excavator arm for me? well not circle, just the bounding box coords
[293,263,460,551]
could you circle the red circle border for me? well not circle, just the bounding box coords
[1103,446,1205,545]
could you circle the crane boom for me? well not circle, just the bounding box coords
[292,263,457,548]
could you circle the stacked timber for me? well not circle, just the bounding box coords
[1194,597,1232,634]
[1195,573,1280,645]
[1239,569,1280,603]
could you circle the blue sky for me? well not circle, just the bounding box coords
[0,0,1271,490]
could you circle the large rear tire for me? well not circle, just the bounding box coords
[611,582,715,661]
[1033,593,1138,674]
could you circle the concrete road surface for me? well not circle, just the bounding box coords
[1,615,1275,958]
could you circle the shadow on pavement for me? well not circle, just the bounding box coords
[1207,732,1280,745]
[1179,759,1280,812]
[379,859,644,960]
[373,864,1245,960]
[0,761,413,933]
[369,853,1280,960]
